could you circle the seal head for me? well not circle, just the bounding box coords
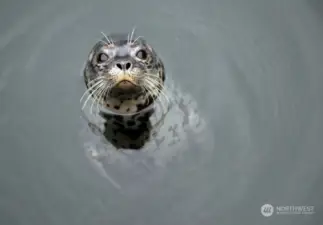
[83,33,165,115]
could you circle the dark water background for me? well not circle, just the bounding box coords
[1,0,323,224]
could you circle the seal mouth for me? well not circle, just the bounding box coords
[113,79,141,93]
[109,78,142,98]
[115,80,137,89]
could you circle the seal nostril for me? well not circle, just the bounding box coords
[116,63,122,70]
[126,62,131,70]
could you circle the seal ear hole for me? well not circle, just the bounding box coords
[136,50,147,60]
[97,53,109,63]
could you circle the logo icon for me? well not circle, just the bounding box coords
[261,204,274,217]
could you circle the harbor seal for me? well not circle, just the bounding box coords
[80,30,211,190]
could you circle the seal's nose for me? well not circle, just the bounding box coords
[116,62,132,71]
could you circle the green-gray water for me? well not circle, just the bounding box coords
[0,0,323,224]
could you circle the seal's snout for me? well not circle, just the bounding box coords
[113,73,138,92]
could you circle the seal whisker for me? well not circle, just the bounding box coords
[144,72,160,77]
[94,83,108,113]
[129,26,136,44]
[99,39,109,45]
[102,84,112,101]
[143,79,160,99]
[141,82,152,99]
[144,75,162,87]
[82,82,104,111]
[80,81,102,106]
[143,81,168,112]
[100,31,113,45]
[144,77,163,88]
[145,77,170,106]
[90,84,105,115]
[86,76,109,88]
[86,76,104,85]
[143,84,156,105]
[82,83,104,111]
[144,75,163,85]
[132,36,143,45]
[142,79,154,96]
[88,76,114,87]
[91,81,111,114]
[96,83,112,112]
[145,76,162,85]
[137,74,160,79]
[80,79,104,103]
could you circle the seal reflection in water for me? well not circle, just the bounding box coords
[82,31,167,150]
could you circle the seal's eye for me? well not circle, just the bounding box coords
[97,53,109,63]
[136,50,147,60]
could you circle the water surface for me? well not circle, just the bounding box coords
[0,0,323,224]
